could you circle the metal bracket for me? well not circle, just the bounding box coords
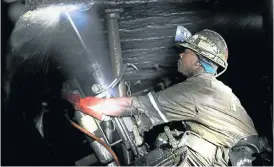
[94,119,123,147]
[164,126,178,149]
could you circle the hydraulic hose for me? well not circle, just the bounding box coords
[65,115,121,166]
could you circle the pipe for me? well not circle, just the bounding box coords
[104,8,128,144]
[105,8,126,97]
[105,8,140,162]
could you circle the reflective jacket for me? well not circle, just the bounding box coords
[130,73,258,166]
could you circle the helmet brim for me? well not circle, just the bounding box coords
[179,42,198,52]
[179,42,227,69]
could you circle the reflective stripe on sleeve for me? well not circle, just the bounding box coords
[148,92,168,123]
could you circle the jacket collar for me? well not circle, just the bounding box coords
[187,72,215,81]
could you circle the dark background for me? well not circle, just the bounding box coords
[2,0,273,165]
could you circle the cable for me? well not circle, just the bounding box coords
[65,115,121,166]
[95,63,139,95]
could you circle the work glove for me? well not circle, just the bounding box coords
[62,92,105,120]
[62,91,135,120]
[77,96,106,120]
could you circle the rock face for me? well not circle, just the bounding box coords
[107,1,215,94]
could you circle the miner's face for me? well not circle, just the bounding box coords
[178,49,198,77]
